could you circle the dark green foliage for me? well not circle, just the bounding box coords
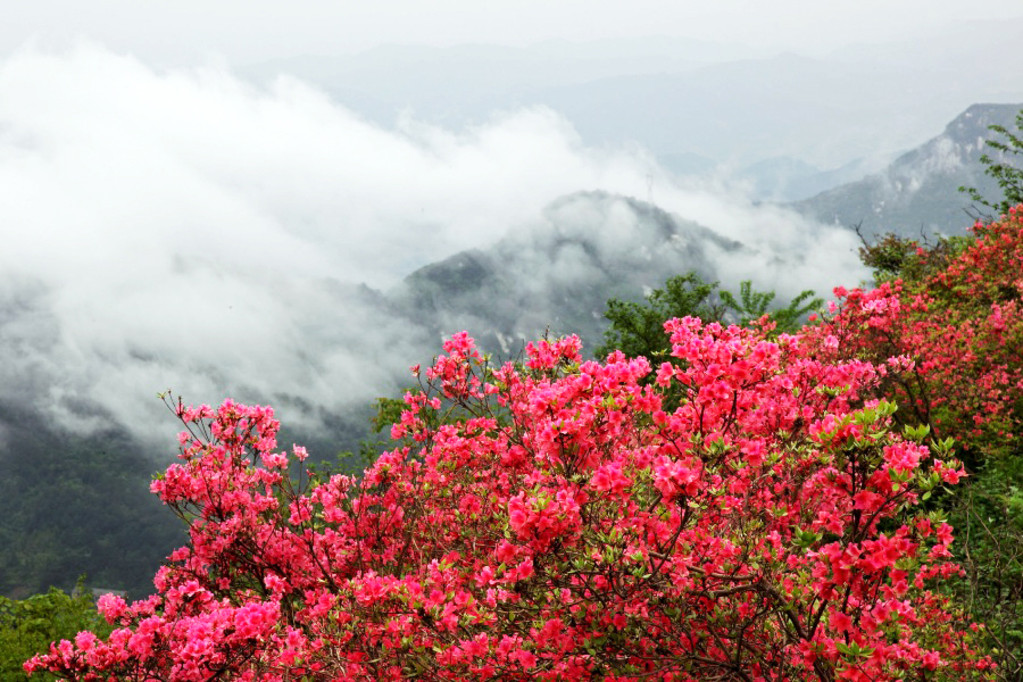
[961,108,1023,219]
[593,273,723,361]
[947,460,1023,681]
[370,395,407,435]
[0,403,183,599]
[594,272,821,362]
[0,582,111,681]
[307,438,391,482]
[857,231,927,281]
[308,394,417,481]
[857,230,973,285]
[718,281,821,334]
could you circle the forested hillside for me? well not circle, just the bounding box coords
[0,406,182,599]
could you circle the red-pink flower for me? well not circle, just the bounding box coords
[27,295,993,679]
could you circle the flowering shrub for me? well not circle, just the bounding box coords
[27,319,989,679]
[829,208,1023,462]
[817,207,1023,677]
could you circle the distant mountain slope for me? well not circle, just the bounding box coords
[530,53,933,168]
[791,103,1022,238]
[733,156,885,203]
[389,190,747,356]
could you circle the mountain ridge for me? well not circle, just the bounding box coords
[791,103,1022,238]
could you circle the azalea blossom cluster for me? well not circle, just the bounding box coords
[820,207,1023,462]
[26,307,992,680]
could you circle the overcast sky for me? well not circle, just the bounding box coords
[5,0,1023,64]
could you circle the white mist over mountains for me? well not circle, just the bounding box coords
[2,16,1022,448]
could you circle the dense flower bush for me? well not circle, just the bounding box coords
[25,309,991,680]
[830,208,1023,462]
[821,207,1023,677]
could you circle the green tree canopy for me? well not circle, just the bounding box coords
[594,272,821,362]
[1,583,110,681]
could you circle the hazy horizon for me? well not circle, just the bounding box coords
[5,0,1023,64]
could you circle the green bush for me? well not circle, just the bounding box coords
[0,582,111,681]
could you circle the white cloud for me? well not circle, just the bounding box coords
[0,43,866,447]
